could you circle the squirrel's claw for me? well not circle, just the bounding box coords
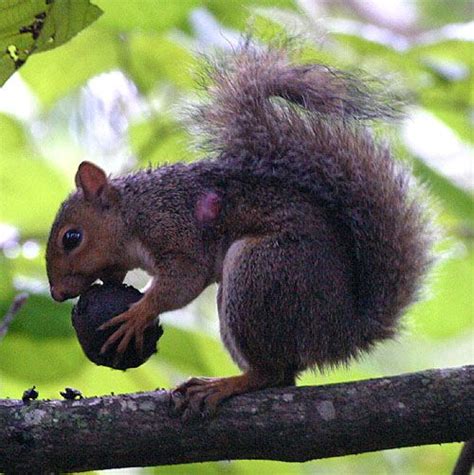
[171,377,222,420]
[100,323,127,354]
[98,312,129,331]
[171,375,251,420]
[170,371,282,420]
[99,307,150,355]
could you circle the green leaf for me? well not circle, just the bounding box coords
[159,324,237,377]
[411,250,474,339]
[408,39,474,69]
[41,0,103,49]
[0,256,15,305]
[20,25,118,106]
[4,293,74,339]
[418,0,472,27]
[0,114,70,234]
[0,111,28,150]
[93,0,199,33]
[328,33,423,90]
[0,0,103,86]
[208,0,296,29]
[429,106,474,146]
[0,333,86,382]
[129,115,193,166]
[125,33,196,94]
[412,157,474,227]
[150,462,227,475]
[231,460,301,475]
[407,40,473,145]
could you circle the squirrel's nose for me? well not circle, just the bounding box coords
[51,286,70,302]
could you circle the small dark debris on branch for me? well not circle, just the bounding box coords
[21,386,38,404]
[60,388,84,400]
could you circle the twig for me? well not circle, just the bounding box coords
[0,293,28,341]
[453,438,474,475]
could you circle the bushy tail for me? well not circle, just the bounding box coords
[193,43,435,344]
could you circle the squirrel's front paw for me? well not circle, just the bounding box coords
[99,305,152,355]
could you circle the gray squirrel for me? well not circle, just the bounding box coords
[46,42,434,414]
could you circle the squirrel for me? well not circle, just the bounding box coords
[46,42,434,414]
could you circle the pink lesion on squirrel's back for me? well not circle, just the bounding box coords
[195,191,221,223]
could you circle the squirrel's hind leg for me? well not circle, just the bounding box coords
[172,229,353,418]
[172,235,315,418]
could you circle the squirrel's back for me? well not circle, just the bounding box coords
[191,42,435,359]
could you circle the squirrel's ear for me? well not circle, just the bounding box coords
[75,161,113,204]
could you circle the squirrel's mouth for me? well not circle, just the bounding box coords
[50,267,127,302]
[51,286,78,302]
[50,274,95,302]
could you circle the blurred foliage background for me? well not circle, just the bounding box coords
[0,0,472,474]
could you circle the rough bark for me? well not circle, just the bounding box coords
[0,365,472,472]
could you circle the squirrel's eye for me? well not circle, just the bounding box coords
[62,229,82,251]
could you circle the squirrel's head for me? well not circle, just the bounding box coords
[46,162,127,302]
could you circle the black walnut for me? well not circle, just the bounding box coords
[72,283,163,370]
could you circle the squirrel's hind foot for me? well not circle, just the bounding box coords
[170,375,250,420]
[170,370,296,420]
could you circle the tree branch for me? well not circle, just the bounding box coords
[1,366,472,472]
